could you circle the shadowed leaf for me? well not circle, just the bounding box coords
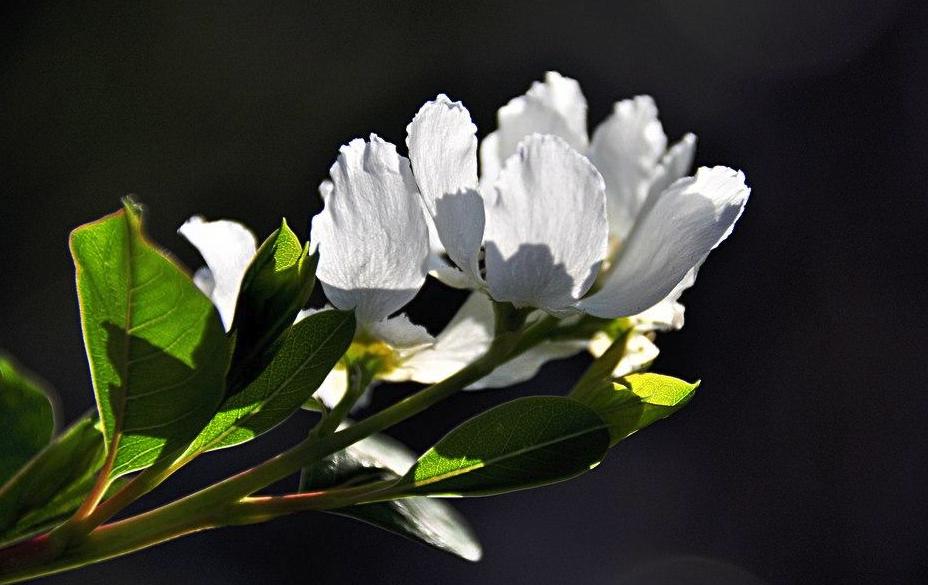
[227,219,318,391]
[0,355,57,486]
[0,414,104,544]
[395,396,611,497]
[191,309,355,453]
[70,199,231,479]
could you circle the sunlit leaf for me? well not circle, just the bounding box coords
[395,396,610,497]
[571,373,698,446]
[190,309,354,453]
[70,199,231,479]
[301,429,482,561]
[0,355,57,485]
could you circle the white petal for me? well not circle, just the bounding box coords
[341,423,417,474]
[478,130,503,185]
[588,331,660,377]
[578,166,750,318]
[590,96,668,241]
[429,260,479,290]
[318,179,334,201]
[406,95,478,213]
[310,135,430,324]
[646,133,697,203]
[312,363,348,409]
[365,313,434,355]
[467,339,586,390]
[484,134,609,312]
[400,293,584,389]
[432,188,485,285]
[400,293,495,384]
[482,72,589,181]
[632,264,698,331]
[178,216,258,330]
[312,362,377,412]
[192,266,215,298]
[407,97,484,286]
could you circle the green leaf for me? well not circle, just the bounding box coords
[301,430,482,561]
[395,396,610,497]
[228,219,318,390]
[571,373,698,446]
[190,309,355,453]
[0,355,57,485]
[70,199,231,479]
[0,414,104,544]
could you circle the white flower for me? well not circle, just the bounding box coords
[405,73,749,376]
[408,86,748,320]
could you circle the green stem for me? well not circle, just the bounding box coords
[311,360,374,439]
[227,478,397,525]
[0,476,394,584]
[0,303,528,583]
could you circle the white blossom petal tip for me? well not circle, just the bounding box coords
[484,133,609,312]
[590,95,669,240]
[483,72,589,179]
[406,95,484,287]
[178,216,258,330]
[406,94,478,213]
[578,165,750,319]
[310,134,430,324]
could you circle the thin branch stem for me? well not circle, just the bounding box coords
[0,302,531,584]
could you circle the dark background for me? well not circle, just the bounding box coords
[1,1,926,583]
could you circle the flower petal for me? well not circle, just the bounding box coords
[407,97,485,286]
[318,179,334,201]
[468,339,586,390]
[484,134,609,312]
[310,135,430,324]
[399,293,584,389]
[478,130,503,186]
[480,72,588,182]
[178,216,257,330]
[646,133,697,203]
[400,292,494,384]
[632,264,698,332]
[578,166,750,318]
[590,96,668,241]
[432,188,486,285]
[312,364,348,409]
[366,313,434,354]
[407,95,478,213]
[588,331,660,377]
[191,266,215,298]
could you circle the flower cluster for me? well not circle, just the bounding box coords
[182,72,749,406]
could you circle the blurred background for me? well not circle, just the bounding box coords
[1,1,926,583]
